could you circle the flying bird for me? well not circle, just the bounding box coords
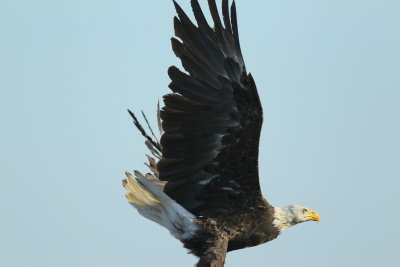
[123,1,320,266]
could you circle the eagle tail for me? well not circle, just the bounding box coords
[123,171,200,240]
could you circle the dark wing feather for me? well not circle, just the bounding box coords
[156,0,265,217]
[132,0,265,217]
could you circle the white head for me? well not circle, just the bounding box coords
[273,205,320,233]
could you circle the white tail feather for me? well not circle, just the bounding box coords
[123,171,200,240]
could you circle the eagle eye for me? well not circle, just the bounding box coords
[302,208,308,213]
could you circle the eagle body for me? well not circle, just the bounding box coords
[122,1,319,266]
[185,201,279,255]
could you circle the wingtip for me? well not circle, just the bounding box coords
[231,0,237,13]
[172,0,184,14]
[190,0,201,13]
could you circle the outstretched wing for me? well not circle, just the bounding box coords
[133,0,265,218]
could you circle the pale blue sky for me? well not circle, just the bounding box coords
[0,0,399,266]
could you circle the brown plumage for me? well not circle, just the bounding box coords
[123,1,320,267]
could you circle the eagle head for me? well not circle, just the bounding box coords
[273,204,320,232]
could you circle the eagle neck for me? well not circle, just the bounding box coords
[272,206,297,233]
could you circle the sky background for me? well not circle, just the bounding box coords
[1,0,399,266]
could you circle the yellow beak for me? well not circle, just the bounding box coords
[304,209,320,222]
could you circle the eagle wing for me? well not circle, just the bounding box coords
[134,0,265,217]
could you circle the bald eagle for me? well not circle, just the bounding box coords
[123,1,320,266]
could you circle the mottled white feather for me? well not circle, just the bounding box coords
[123,171,200,240]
